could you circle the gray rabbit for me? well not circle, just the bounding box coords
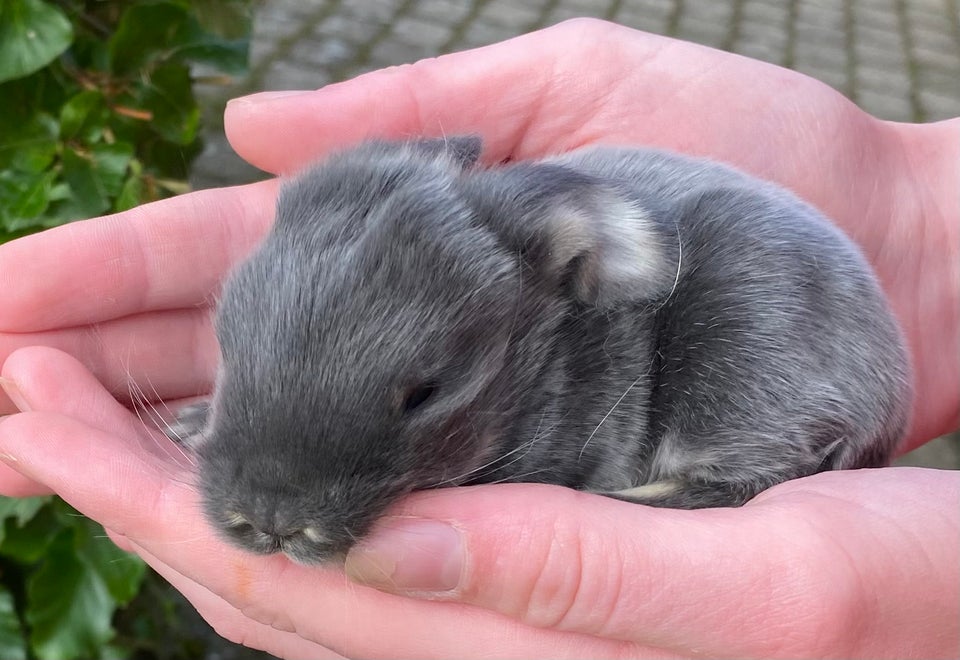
[169,137,911,565]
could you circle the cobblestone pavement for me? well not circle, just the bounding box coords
[189,0,959,470]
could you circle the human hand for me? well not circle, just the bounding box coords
[0,345,957,659]
[0,18,957,658]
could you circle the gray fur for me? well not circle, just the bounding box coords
[171,137,911,564]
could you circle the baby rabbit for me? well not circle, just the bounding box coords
[169,137,910,565]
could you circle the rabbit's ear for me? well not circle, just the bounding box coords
[408,135,483,170]
[469,163,678,308]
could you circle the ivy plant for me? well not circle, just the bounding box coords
[0,0,251,242]
[0,1,252,657]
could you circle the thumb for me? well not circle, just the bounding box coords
[343,482,863,659]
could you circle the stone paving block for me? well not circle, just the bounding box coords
[794,0,845,30]
[853,24,906,65]
[906,22,958,54]
[548,6,606,23]
[679,0,734,24]
[392,15,455,49]
[794,20,847,51]
[339,0,406,24]
[906,0,960,26]
[411,0,475,24]
[315,15,385,44]
[551,0,618,14]
[370,37,440,67]
[854,88,915,122]
[611,0,673,35]
[676,13,733,49]
[548,0,612,23]
[919,86,960,120]
[262,0,321,22]
[262,59,331,91]
[793,60,848,91]
[741,0,789,26]
[912,41,960,71]
[460,18,523,49]
[476,0,548,29]
[253,11,304,44]
[918,65,960,103]
[794,36,847,69]
[856,65,911,98]
[248,38,277,68]
[794,37,848,85]
[289,35,357,69]
[732,39,784,65]
[735,17,789,64]
[851,0,898,32]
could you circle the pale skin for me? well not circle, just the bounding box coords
[0,19,957,659]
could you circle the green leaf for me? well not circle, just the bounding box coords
[190,0,253,39]
[74,517,146,605]
[165,13,250,74]
[26,531,116,660]
[170,39,249,75]
[0,586,26,660]
[0,503,61,563]
[114,172,143,212]
[108,2,188,75]
[56,143,133,222]
[0,112,58,172]
[0,496,50,529]
[91,142,135,197]
[59,147,110,220]
[59,89,105,140]
[139,62,199,144]
[0,169,57,231]
[0,0,74,83]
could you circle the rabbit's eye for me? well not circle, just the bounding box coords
[402,383,437,413]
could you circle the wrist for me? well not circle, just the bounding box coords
[879,117,960,447]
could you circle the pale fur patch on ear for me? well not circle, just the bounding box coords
[564,197,678,307]
[541,205,594,275]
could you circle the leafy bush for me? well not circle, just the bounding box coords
[0,1,252,657]
[0,0,251,243]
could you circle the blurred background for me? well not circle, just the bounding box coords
[0,2,956,659]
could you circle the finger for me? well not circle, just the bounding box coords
[135,534,664,660]
[104,527,134,553]
[1,346,188,451]
[0,179,277,333]
[223,19,647,174]
[0,349,197,492]
[0,412,667,659]
[138,549,345,660]
[344,482,876,658]
[0,307,217,414]
[0,457,52,497]
[224,19,831,183]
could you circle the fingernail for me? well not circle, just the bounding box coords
[345,518,463,594]
[227,90,314,107]
[0,377,29,412]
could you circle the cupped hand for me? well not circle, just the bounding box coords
[1,346,957,659]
